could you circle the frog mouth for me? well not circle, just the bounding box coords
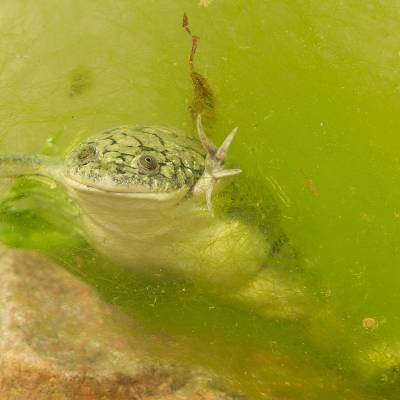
[64,175,189,201]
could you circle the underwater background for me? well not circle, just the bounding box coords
[0,1,400,399]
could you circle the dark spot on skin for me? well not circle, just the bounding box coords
[77,144,97,164]
[69,66,92,97]
[116,165,125,174]
[139,145,156,152]
[133,136,143,146]
[149,133,165,146]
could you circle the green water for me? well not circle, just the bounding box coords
[1,1,400,398]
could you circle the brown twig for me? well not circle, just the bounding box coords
[182,13,216,128]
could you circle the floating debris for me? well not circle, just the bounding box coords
[68,66,92,97]
[360,212,374,223]
[199,0,214,7]
[302,172,319,197]
[362,317,378,330]
[265,175,291,208]
[182,13,216,128]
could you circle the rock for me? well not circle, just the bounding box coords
[0,246,242,400]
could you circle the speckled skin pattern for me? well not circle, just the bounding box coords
[0,122,305,320]
[66,126,206,193]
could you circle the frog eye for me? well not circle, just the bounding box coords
[137,155,159,175]
[77,144,97,164]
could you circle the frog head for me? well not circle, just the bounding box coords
[64,116,241,211]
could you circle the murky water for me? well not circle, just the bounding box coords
[1,1,400,398]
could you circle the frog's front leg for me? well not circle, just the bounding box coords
[193,115,241,214]
[0,154,63,181]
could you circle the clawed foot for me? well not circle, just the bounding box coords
[194,115,241,214]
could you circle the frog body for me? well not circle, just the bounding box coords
[0,117,301,316]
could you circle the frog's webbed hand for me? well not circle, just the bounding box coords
[0,154,63,182]
[193,115,241,214]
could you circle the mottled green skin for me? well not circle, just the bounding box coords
[66,126,206,193]
[0,123,307,321]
